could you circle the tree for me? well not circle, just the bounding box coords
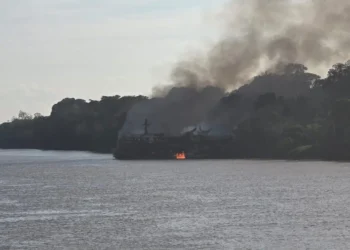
[283,63,308,75]
[18,111,32,120]
[34,113,43,118]
[254,92,277,110]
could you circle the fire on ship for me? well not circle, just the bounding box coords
[113,119,234,160]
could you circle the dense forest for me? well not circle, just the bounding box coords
[0,95,146,153]
[1,61,350,160]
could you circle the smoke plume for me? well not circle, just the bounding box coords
[121,0,350,136]
[165,0,350,92]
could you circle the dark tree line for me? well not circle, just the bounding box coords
[2,61,350,160]
[0,95,146,153]
[225,61,350,161]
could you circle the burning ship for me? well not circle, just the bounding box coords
[113,119,234,160]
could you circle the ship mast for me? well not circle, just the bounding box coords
[143,118,151,135]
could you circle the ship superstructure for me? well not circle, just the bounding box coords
[113,119,234,160]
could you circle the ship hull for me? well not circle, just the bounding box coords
[114,134,234,160]
[113,150,176,160]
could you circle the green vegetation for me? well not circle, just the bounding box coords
[2,61,350,160]
[226,61,350,161]
[0,95,146,153]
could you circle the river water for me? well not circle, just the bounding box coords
[1,150,350,249]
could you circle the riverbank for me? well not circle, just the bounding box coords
[0,147,111,155]
[2,147,347,163]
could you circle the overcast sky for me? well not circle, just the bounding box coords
[0,0,228,122]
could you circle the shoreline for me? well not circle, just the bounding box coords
[2,148,349,163]
[0,148,111,155]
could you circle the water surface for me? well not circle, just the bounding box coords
[1,149,350,249]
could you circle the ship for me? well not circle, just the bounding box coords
[113,119,234,160]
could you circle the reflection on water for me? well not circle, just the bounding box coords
[1,150,350,249]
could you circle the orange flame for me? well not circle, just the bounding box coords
[175,151,186,160]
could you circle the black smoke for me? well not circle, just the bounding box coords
[121,0,350,135]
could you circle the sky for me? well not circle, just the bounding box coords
[0,0,228,122]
